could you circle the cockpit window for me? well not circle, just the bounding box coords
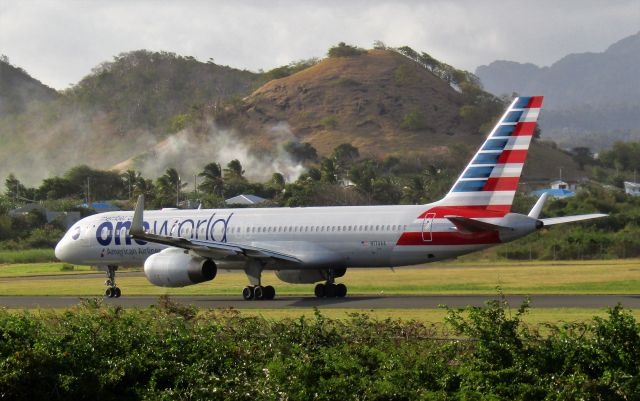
[71,226,81,240]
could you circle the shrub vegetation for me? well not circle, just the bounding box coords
[0,296,638,399]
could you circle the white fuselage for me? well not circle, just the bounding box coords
[55,202,514,270]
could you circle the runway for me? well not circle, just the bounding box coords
[1,294,639,309]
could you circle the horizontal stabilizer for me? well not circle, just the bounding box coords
[540,214,607,226]
[445,215,510,233]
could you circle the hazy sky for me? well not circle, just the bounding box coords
[1,0,639,90]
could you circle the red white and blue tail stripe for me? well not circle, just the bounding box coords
[437,96,543,214]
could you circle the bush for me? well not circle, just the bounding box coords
[0,296,638,399]
[400,111,429,131]
[319,115,338,129]
[327,42,366,58]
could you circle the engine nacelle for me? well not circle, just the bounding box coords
[144,248,217,287]
[276,268,346,284]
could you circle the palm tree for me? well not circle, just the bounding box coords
[223,159,245,180]
[157,168,187,206]
[198,162,223,196]
[120,170,140,199]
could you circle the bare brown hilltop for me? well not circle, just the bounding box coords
[214,48,585,182]
[228,49,472,157]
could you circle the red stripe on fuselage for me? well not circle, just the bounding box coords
[497,150,528,164]
[512,122,536,136]
[526,96,543,108]
[418,205,510,219]
[483,177,520,191]
[396,231,501,246]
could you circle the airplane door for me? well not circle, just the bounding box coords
[421,213,436,242]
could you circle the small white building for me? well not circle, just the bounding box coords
[550,180,578,191]
[624,181,640,196]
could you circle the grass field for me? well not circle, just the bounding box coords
[1,259,639,296]
[0,262,97,277]
[0,248,56,264]
[1,259,640,324]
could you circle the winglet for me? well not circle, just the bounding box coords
[528,192,548,219]
[131,195,145,235]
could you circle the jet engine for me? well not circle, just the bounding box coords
[276,268,346,284]
[144,248,217,287]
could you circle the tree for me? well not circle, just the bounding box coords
[571,147,595,170]
[599,141,640,172]
[37,177,79,200]
[156,168,187,207]
[198,162,223,196]
[4,174,26,201]
[283,141,318,163]
[320,158,338,184]
[327,42,366,58]
[64,165,123,200]
[348,160,377,196]
[331,143,359,176]
[121,170,141,199]
[223,159,245,180]
[270,173,285,190]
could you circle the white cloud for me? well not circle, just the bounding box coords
[0,0,638,89]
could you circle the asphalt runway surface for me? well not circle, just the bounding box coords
[1,294,639,309]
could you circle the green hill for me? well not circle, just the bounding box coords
[0,56,59,117]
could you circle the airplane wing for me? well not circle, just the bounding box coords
[539,214,607,226]
[129,196,303,264]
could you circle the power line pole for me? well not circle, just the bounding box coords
[176,176,180,207]
[86,177,91,205]
[194,174,198,200]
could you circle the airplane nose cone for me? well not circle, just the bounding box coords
[55,240,69,262]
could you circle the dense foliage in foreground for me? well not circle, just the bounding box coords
[1,297,639,400]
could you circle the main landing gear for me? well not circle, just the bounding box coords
[242,285,276,300]
[242,261,276,301]
[104,265,121,298]
[314,269,347,298]
[314,283,347,298]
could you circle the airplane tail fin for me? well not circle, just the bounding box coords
[437,96,543,215]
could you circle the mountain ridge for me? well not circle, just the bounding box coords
[0,46,584,186]
[475,31,640,149]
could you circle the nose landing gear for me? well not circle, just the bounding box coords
[104,265,121,298]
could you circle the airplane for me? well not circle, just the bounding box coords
[55,96,606,300]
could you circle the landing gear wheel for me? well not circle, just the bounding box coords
[104,266,120,298]
[254,285,264,300]
[325,283,337,298]
[263,285,276,300]
[314,282,347,298]
[242,286,254,300]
